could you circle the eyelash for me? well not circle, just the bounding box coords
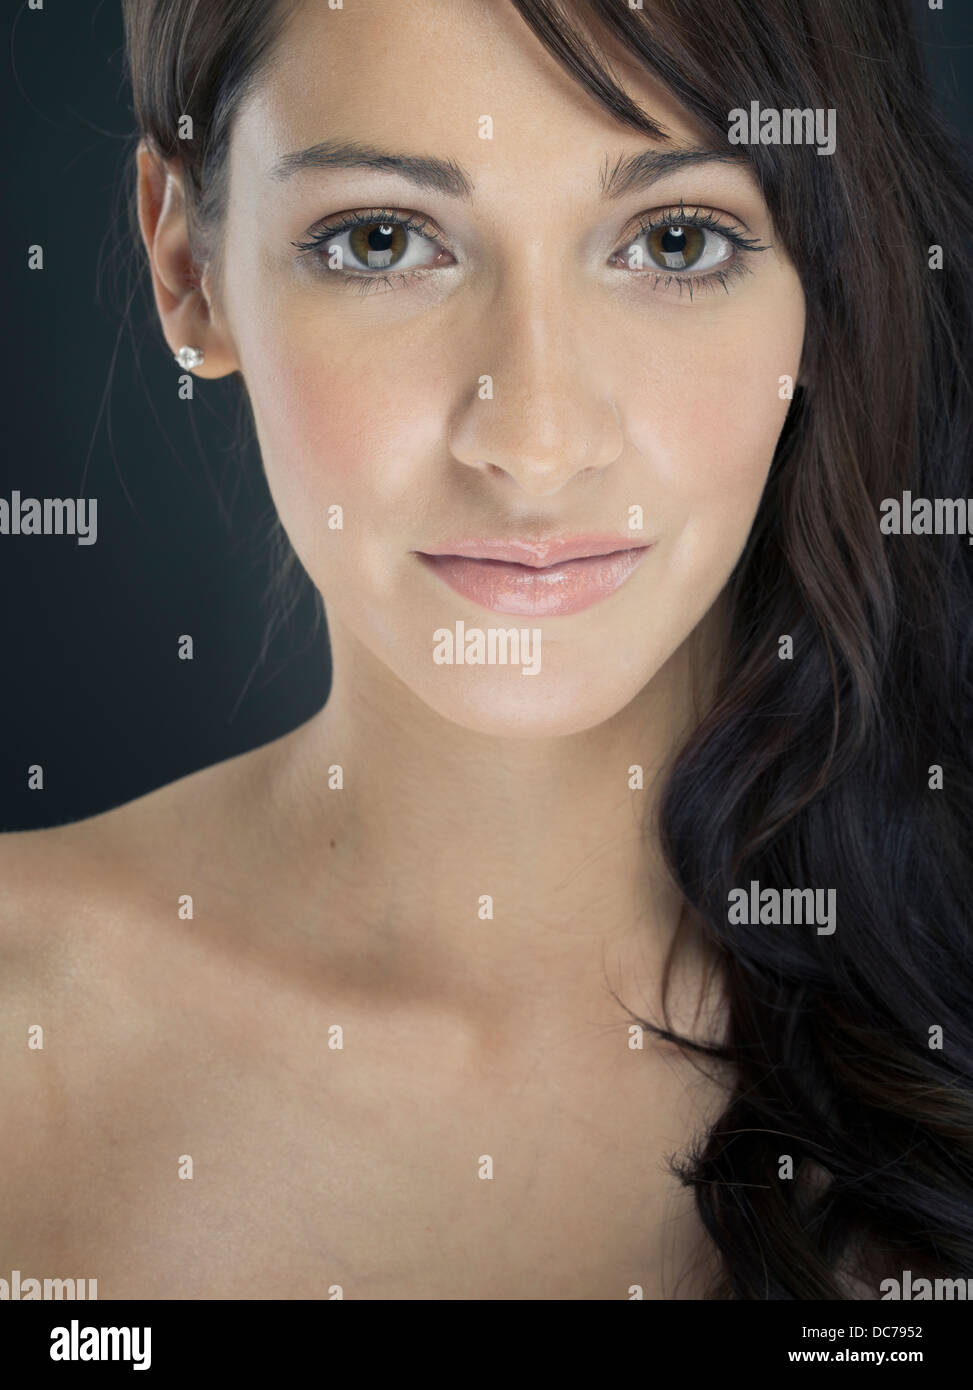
[624,203,768,299]
[291,209,441,298]
[290,202,768,300]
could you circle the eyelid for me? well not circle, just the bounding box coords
[294,203,765,265]
[620,203,768,255]
[292,207,451,261]
[290,202,768,299]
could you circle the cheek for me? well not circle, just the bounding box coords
[625,289,803,589]
[238,313,449,595]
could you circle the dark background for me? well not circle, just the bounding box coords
[3,0,972,830]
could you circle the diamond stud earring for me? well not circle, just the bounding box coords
[175,345,205,370]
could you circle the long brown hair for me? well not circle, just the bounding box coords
[122,0,973,1297]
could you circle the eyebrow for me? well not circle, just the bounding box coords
[600,147,748,198]
[269,139,749,199]
[270,140,474,197]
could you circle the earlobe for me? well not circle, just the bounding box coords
[135,142,239,379]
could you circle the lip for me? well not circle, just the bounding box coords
[415,535,652,616]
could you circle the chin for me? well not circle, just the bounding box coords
[404,659,660,739]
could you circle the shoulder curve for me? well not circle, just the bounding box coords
[0,730,297,953]
[0,818,117,986]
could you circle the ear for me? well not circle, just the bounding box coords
[135,141,240,378]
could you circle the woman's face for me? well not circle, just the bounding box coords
[208,0,805,736]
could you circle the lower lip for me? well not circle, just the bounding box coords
[417,547,651,616]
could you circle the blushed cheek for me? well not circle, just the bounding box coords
[635,301,801,521]
[619,295,803,624]
[241,331,447,598]
[687,358,793,519]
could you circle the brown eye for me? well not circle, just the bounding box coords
[646,224,706,270]
[348,221,409,269]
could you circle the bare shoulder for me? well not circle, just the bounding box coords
[0,732,308,1158]
[0,730,302,991]
[0,819,108,993]
[0,731,311,1269]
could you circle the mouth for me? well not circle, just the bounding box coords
[414,536,652,616]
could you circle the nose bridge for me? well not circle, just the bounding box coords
[448,257,623,491]
[497,256,570,410]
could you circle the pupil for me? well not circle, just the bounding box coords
[661,226,686,253]
[369,224,395,250]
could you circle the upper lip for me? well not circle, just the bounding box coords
[416,535,649,568]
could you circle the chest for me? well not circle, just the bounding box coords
[17,997,724,1299]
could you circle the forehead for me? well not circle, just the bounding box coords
[234,0,712,189]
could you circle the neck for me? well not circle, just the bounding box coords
[266,614,719,1029]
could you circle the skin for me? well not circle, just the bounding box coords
[0,0,804,1298]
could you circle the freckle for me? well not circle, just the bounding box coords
[330,839,336,849]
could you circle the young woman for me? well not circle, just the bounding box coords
[1,0,970,1300]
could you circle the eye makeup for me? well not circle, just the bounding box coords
[290,199,769,300]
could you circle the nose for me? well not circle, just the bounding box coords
[448,276,624,495]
